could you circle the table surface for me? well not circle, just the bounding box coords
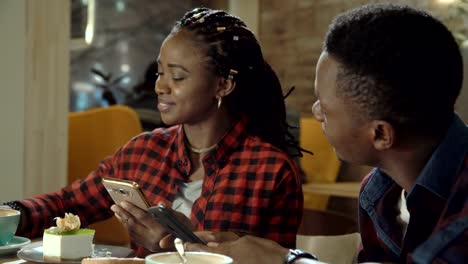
[1,250,27,263]
[302,182,361,198]
[0,238,37,263]
[0,239,134,263]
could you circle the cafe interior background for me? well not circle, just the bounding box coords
[1,0,468,224]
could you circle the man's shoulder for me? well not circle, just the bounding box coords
[447,154,468,197]
[411,155,468,262]
[430,154,468,235]
[448,154,468,202]
[232,135,300,180]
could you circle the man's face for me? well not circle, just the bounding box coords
[312,51,377,165]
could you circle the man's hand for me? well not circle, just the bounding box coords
[195,231,240,244]
[159,229,239,249]
[185,235,289,264]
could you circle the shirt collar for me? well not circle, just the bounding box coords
[361,113,468,205]
[410,114,468,200]
[209,116,248,166]
[174,116,248,175]
[360,168,394,209]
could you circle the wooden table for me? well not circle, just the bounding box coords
[0,255,23,263]
[0,239,134,263]
[0,249,28,263]
[302,182,361,198]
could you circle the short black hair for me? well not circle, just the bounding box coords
[325,4,463,138]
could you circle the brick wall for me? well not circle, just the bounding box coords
[258,0,440,114]
[257,0,457,214]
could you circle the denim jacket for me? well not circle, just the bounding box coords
[358,114,468,263]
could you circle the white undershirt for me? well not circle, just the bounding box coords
[397,189,410,236]
[171,180,203,218]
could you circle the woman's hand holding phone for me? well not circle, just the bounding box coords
[102,178,151,210]
[111,201,165,251]
[102,177,199,252]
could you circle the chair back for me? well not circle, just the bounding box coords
[297,209,360,264]
[296,233,361,264]
[300,116,341,210]
[68,105,142,245]
[133,108,164,131]
[298,209,357,236]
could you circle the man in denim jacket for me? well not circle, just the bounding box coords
[186,3,468,264]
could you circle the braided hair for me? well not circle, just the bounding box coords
[172,7,309,157]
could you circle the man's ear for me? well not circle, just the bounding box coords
[216,77,236,98]
[370,120,395,151]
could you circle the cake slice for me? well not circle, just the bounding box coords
[43,213,95,261]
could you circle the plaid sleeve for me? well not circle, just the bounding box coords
[15,153,119,238]
[262,160,303,249]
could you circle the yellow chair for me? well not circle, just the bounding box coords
[68,105,143,245]
[298,208,357,236]
[300,116,361,210]
[300,116,342,209]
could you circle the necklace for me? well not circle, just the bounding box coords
[187,142,218,154]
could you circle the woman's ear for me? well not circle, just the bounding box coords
[216,77,236,98]
[370,120,395,151]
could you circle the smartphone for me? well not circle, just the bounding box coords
[102,177,151,210]
[148,205,206,244]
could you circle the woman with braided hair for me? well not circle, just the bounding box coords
[166,7,301,154]
[5,7,305,257]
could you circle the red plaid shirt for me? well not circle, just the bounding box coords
[358,115,468,263]
[15,117,303,257]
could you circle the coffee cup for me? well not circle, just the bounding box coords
[0,208,21,246]
[146,252,233,264]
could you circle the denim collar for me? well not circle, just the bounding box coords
[361,114,468,206]
[409,114,468,201]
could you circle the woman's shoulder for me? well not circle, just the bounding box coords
[122,125,180,148]
[107,126,180,165]
[233,135,301,183]
[240,135,294,163]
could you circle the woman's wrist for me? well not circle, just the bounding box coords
[3,201,22,211]
[3,201,26,234]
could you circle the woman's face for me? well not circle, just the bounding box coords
[155,29,220,126]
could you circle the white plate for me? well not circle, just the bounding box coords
[0,236,31,255]
[17,241,134,263]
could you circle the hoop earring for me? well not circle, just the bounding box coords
[217,97,222,109]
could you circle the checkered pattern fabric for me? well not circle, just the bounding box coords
[13,117,303,257]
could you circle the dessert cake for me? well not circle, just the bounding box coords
[43,213,95,261]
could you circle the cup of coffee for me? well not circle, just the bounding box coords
[146,252,233,264]
[0,208,20,245]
